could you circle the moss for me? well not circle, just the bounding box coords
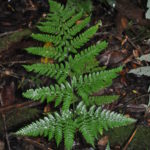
[0,108,40,135]
[0,29,31,52]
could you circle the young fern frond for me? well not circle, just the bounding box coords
[16,102,136,150]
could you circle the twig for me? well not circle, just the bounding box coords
[28,0,37,10]
[1,60,37,65]
[122,126,138,150]
[0,70,20,78]
[115,93,149,110]
[0,30,21,38]
[126,36,143,55]
[127,36,139,49]
[95,31,110,36]
[0,101,41,113]
[22,137,53,150]
[0,94,11,150]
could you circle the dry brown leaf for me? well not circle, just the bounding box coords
[44,105,51,113]
[1,82,16,106]
[98,136,108,146]
[133,49,139,58]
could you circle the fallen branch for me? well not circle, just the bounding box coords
[0,101,41,114]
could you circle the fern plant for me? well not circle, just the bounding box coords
[16,1,136,149]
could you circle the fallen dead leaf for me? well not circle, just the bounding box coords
[98,136,108,146]
[0,140,5,150]
[1,82,16,106]
[76,20,82,25]
[44,105,51,113]
[133,49,139,58]
[98,50,126,66]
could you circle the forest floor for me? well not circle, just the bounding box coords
[0,0,150,150]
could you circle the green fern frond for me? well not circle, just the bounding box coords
[26,1,101,62]
[49,0,64,13]
[25,47,58,58]
[76,67,122,104]
[64,119,76,150]
[77,113,95,146]
[69,17,91,36]
[37,25,60,35]
[65,11,83,28]
[16,113,56,137]
[16,110,76,150]
[69,41,107,75]
[23,82,73,106]
[105,142,111,150]
[76,102,136,137]
[23,63,69,83]
[23,81,75,111]
[54,120,63,146]
[23,67,121,106]
[26,46,67,62]
[61,7,76,23]
[16,102,135,150]
[31,33,61,45]
[24,41,107,83]
[89,95,119,105]
[71,23,99,49]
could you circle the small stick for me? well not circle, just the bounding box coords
[0,94,11,150]
[0,101,41,113]
[0,30,21,38]
[122,126,138,150]
[115,93,149,110]
[22,137,53,150]
[28,0,37,10]
[1,60,37,65]
[126,36,143,54]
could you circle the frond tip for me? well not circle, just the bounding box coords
[16,102,136,150]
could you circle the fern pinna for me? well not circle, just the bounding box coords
[16,0,136,149]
